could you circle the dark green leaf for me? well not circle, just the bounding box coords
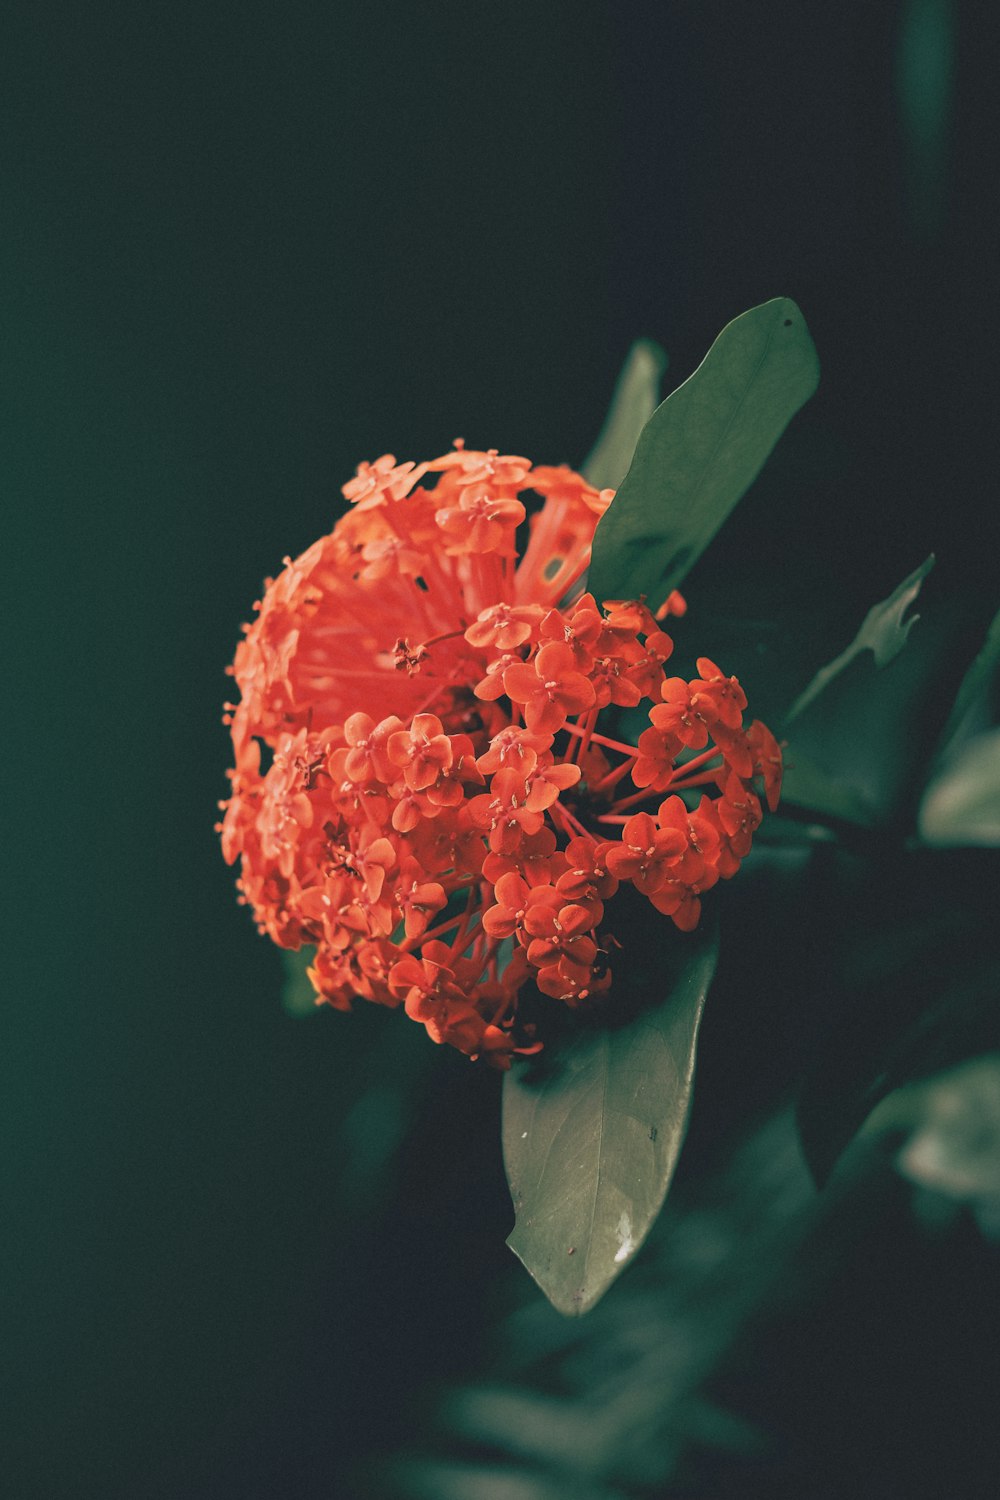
[587,298,819,611]
[773,755,881,829]
[918,729,1000,846]
[779,556,938,828]
[917,604,1000,843]
[502,924,719,1316]
[929,606,1000,768]
[581,339,668,491]
[786,555,935,722]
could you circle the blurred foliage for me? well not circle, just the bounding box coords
[862,1053,1000,1238]
[929,607,1000,767]
[370,1108,816,1499]
[919,729,1000,845]
[581,339,667,493]
[896,0,956,238]
[282,945,320,1018]
[795,846,1000,1186]
[919,607,1000,844]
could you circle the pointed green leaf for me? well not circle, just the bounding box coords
[786,555,936,723]
[588,298,819,611]
[778,557,938,827]
[502,924,719,1316]
[581,338,668,491]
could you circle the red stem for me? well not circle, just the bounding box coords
[606,785,659,815]
[668,769,722,791]
[549,798,594,841]
[561,721,640,757]
[422,626,468,648]
[590,758,635,796]
[667,745,723,781]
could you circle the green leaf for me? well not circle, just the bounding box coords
[581,339,668,491]
[918,728,1000,846]
[773,755,882,830]
[502,923,719,1316]
[786,555,936,722]
[778,557,938,828]
[587,298,819,611]
[929,606,1000,768]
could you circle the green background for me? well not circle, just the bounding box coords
[4,4,997,1495]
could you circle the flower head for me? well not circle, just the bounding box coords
[219,444,781,1064]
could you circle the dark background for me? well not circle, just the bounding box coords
[4,3,997,1496]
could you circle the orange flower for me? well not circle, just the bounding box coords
[219,444,781,1063]
[436,485,526,556]
[502,642,597,734]
[387,713,454,791]
[603,811,687,895]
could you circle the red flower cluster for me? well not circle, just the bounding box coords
[219,445,782,1065]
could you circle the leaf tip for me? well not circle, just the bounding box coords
[630,336,669,377]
